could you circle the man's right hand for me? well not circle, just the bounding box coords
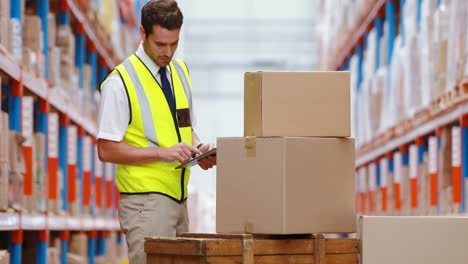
[159,142,202,163]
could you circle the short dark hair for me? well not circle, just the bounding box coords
[141,0,183,36]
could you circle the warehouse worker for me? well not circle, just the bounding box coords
[97,0,216,263]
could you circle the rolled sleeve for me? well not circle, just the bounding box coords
[97,73,130,142]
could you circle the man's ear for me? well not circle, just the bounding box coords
[139,25,146,39]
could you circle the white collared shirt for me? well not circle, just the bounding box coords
[97,43,195,142]
[134,43,173,90]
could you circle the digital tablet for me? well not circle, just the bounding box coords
[175,148,217,169]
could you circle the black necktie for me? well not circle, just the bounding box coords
[158,67,176,115]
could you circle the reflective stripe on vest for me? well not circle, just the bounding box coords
[101,54,193,201]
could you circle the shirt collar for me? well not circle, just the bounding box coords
[135,42,171,76]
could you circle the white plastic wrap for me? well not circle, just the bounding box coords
[372,67,386,135]
[402,35,421,118]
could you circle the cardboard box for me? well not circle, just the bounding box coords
[216,137,356,234]
[4,19,13,55]
[360,216,468,264]
[0,112,9,162]
[244,72,350,137]
[8,131,26,210]
[0,18,9,50]
[23,15,43,53]
[34,133,47,212]
[22,48,38,74]
[0,250,9,264]
[0,0,10,19]
[47,248,60,264]
[48,13,56,48]
[48,46,61,87]
[0,162,8,211]
[67,253,87,264]
[70,233,88,257]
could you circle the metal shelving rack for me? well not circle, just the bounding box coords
[0,0,135,263]
[322,0,468,216]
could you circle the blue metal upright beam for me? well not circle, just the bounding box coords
[90,140,96,216]
[98,64,108,85]
[9,81,22,132]
[88,48,97,92]
[75,23,86,90]
[97,231,107,256]
[10,230,23,264]
[10,0,23,60]
[376,159,381,188]
[389,155,394,177]
[36,231,48,264]
[58,0,70,25]
[60,231,69,264]
[386,1,396,65]
[437,131,442,214]
[59,115,69,211]
[88,231,97,264]
[400,0,406,47]
[38,0,50,79]
[461,116,468,212]
[417,0,423,32]
[375,18,383,70]
[356,45,364,93]
[38,99,49,171]
[344,56,351,71]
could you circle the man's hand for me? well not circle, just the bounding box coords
[198,143,217,170]
[159,142,202,163]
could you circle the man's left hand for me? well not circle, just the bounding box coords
[197,143,217,170]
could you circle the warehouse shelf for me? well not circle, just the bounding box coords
[46,215,68,230]
[356,94,468,166]
[22,70,48,100]
[21,214,47,230]
[325,0,387,70]
[0,213,20,230]
[66,0,118,68]
[0,213,120,231]
[0,53,20,80]
[0,0,132,262]
[0,50,98,135]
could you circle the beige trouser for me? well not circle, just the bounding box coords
[118,193,189,264]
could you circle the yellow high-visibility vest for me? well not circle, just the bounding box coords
[101,54,193,202]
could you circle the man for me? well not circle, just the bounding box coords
[97,1,216,263]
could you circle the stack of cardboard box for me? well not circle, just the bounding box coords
[23,15,45,78]
[34,133,47,213]
[56,25,76,93]
[217,72,356,234]
[0,250,9,264]
[8,130,26,211]
[48,13,61,88]
[0,0,11,52]
[0,111,9,210]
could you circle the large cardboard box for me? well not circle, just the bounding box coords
[360,216,468,264]
[70,233,88,258]
[0,250,9,264]
[216,137,356,234]
[8,131,26,210]
[0,112,9,162]
[244,72,350,137]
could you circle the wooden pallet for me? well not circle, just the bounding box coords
[145,233,359,264]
